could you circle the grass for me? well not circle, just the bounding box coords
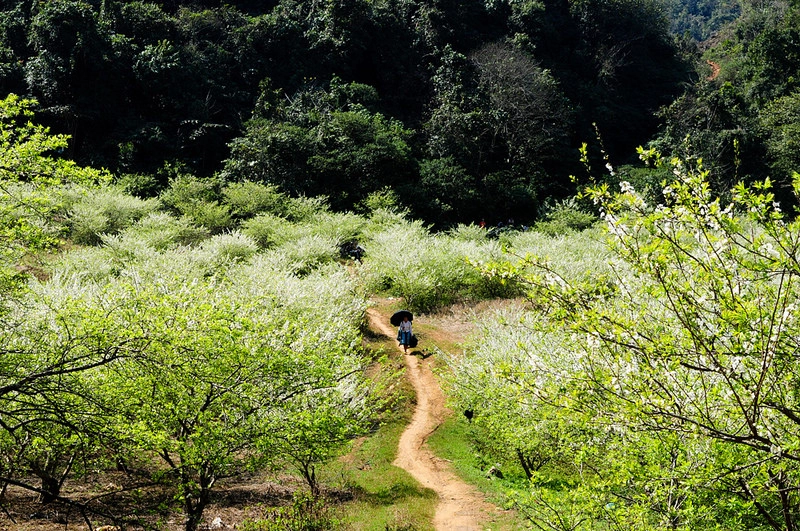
[328,420,437,530]
[426,417,526,530]
[323,309,437,530]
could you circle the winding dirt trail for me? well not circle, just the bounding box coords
[366,307,496,531]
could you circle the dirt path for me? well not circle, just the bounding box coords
[366,307,496,531]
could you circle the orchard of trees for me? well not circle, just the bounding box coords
[6,0,800,529]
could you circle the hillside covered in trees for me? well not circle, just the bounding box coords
[3,0,795,226]
[6,0,800,530]
[0,0,697,226]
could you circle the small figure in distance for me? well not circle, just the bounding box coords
[398,315,413,354]
[339,240,365,262]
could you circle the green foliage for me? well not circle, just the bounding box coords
[661,0,740,40]
[222,181,287,219]
[533,197,598,236]
[240,212,288,248]
[122,212,209,250]
[64,185,161,245]
[160,174,232,232]
[241,211,365,259]
[115,172,162,197]
[652,2,800,199]
[11,237,373,529]
[0,0,695,225]
[239,491,340,531]
[358,186,403,215]
[0,94,110,308]
[159,173,223,209]
[452,153,800,529]
[224,80,415,211]
[760,90,800,182]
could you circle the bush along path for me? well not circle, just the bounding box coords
[366,305,497,530]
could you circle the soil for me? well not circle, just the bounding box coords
[706,60,721,81]
[367,305,498,531]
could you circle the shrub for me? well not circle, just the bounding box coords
[505,227,613,282]
[242,211,366,252]
[195,231,259,272]
[115,172,161,198]
[361,207,410,238]
[240,213,288,248]
[159,174,222,211]
[231,257,367,329]
[158,175,232,232]
[282,195,330,222]
[238,492,340,531]
[364,223,479,312]
[178,201,233,233]
[269,234,340,276]
[357,186,403,214]
[307,212,366,243]
[66,186,161,245]
[533,197,597,236]
[50,246,120,281]
[123,212,209,250]
[448,223,489,242]
[222,181,286,219]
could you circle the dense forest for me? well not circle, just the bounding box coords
[3,0,795,225]
[0,0,696,226]
[5,0,800,529]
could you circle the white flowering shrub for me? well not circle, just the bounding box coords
[456,154,800,529]
[122,212,209,250]
[65,185,160,245]
[447,223,489,242]
[271,234,340,276]
[363,221,509,312]
[194,231,259,272]
[303,211,367,244]
[240,212,288,248]
[49,246,120,282]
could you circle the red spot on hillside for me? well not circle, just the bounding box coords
[706,60,721,81]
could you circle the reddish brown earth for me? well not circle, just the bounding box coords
[707,60,721,81]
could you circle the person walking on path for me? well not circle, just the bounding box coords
[398,315,413,353]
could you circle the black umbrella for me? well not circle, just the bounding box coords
[390,310,413,326]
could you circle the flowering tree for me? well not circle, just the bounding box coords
[454,153,800,529]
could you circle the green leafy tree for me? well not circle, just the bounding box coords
[0,94,108,306]
[0,279,151,505]
[224,78,414,211]
[422,43,572,224]
[87,264,371,530]
[460,152,800,529]
[760,91,800,185]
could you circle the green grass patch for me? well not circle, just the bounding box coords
[327,419,437,530]
[427,416,527,530]
[321,309,437,530]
